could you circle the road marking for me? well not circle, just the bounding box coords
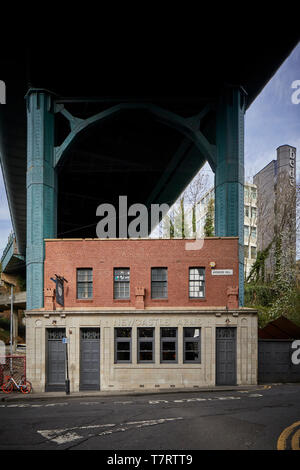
[149,396,244,404]
[37,417,183,445]
[277,421,300,450]
[0,393,264,409]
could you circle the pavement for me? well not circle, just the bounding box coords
[0,383,267,402]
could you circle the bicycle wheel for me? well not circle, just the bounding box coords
[1,379,13,394]
[20,380,32,394]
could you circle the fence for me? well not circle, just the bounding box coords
[0,356,26,387]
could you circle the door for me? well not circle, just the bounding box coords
[46,328,66,391]
[80,328,100,390]
[258,340,300,383]
[216,327,237,385]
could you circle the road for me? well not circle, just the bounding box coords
[0,384,299,451]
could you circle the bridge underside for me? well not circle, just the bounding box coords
[0,37,299,309]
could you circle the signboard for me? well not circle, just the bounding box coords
[56,277,64,306]
[211,269,233,276]
[62,337,69,344]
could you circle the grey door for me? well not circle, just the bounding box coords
[216,327,237,385]
[258,340,300,383]
[80,328,100,390]
[46,328,66,391]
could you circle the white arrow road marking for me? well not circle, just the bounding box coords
[37,417,183,445]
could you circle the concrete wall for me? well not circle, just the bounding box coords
[25,310,258,393]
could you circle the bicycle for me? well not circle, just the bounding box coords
[1,375,32,394]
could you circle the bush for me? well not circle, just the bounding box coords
[244,283,276,307]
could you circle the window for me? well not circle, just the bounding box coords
[244,225,249,238]
[251,227,257,239]
[189,268,205,298]
[114,268,130,299]
[244,205,249,217]
[251,207,257,219]
[251,188,257,199]
[77,268,93,299]
[160,328,177,363]
[151,268,168,299]
[244,245,249,258]
[251,246,257,259]
[115,328,131,363]
[183,328,201,363]
[138,328,154,363]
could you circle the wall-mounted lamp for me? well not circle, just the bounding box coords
[209,261,216,268]
[52,320,57,325]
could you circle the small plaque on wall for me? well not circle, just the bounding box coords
[211,269,233,276]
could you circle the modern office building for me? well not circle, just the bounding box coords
[253,145,297,281]
[186,182,257,279]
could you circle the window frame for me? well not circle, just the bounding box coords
[114,327,132,363]
[189,267,205,299]
[151,267,168,299]
[183,327,201,364]
[113,268,130,300]
[160,327,178,363]
[76,268,93,299]
[137,327,155,363]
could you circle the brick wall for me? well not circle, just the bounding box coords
[44,238,239,309]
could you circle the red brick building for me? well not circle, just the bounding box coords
[26,237,257,392]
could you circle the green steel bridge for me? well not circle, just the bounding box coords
[0,37,299,309]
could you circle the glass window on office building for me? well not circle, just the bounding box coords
[251,246,257,259]
[244,245,249,258]
[245,205,249,217]
[251,227,257,239]
[244,225,249,238]
[251,207,257,219]
[114,268,130,299]
[77,268,93,299]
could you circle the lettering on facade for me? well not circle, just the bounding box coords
[289,148,296,187]
[112,318,199,327]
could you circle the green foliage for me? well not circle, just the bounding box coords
[0,317,10,330]
[16,275,26,292]
[204,198,214,237]
[0,328,10,344]
[245,282,300,328]
[244,283,276,307]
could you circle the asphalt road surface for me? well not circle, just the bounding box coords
[0,384,299,451]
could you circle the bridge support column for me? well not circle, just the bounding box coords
[215,87,246,306]
[26,90,56,310]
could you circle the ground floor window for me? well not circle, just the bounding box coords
[183,327,201,363]
[137,328,154,363]
[160,327,177,363]
[114,328,132,363]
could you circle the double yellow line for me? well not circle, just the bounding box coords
[277,421,300,450]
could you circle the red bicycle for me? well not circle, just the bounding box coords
[1,375,32,394]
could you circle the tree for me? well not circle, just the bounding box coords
[161,169,210,238]
[204,198,214,236]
